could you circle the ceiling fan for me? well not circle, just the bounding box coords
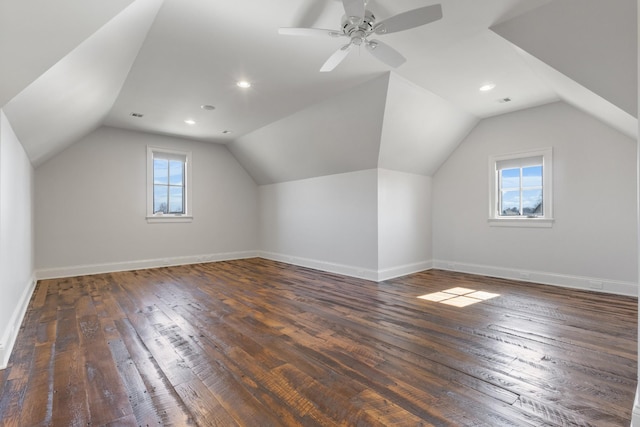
[278,0,443,72]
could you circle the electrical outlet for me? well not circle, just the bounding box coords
[588,280,603,290]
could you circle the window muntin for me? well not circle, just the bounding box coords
[488,148,553,227]
[499,165,543,217]
[146,146,192,222]
[153,157,185,214]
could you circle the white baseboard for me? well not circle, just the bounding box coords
[36,251,260,280]
[0,275,37,370]
[632,385,640,426]
[257,252,433,282]
[433,259,638,297]
[258,251,380,281]
[377,260,434,281]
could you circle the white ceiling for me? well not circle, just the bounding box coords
[102,0,562,141]
[0,0,636,178]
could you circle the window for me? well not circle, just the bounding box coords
[488,148,553,227]
[147,146,192,223]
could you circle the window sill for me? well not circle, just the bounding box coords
[488,217,554,228]
[146,215,193,224]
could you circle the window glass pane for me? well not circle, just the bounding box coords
[154,159,168,185]
[500,168,520,189]
[501,190,520,216]
[154,185,168,213]
[522,166,542,187]
[522,189,543,215]
[169,160,184,185]
[169,187,184,213]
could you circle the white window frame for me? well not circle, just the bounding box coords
[146,146,193,223]
[488,147,553,228]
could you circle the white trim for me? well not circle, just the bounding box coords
[632,386,640,427]
[36,251,259,280]
[488,217,554,228]
[488,147,553,225]
[257,252,433,282]
[36,251,432,285]
[258,251,380,281]
[0,275,37,370]
[147,145,193,218]
[377,260,434,281]
[146,215,193,223]
[433,259,638,297]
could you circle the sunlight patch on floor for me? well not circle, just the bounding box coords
[418,288,500,307]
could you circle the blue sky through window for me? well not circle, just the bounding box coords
[153,158,185,214]
[499,165,542,216]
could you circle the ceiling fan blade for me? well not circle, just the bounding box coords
[365,39,406,68]
[342,0,365,22]
[320,43,353,72]
[278,27,344,38]
[374,4,442,35]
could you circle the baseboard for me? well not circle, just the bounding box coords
[35,251,260,280]
[0,275,37,370]
[432,260,638,297]
[377,260,434,281]
[632,386,640,426]
[258,251,380,281]
[257,252,433,282]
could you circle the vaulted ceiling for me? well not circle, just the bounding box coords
[0,0,636,180]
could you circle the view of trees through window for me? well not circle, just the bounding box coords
[499,165,543,216]
[153,158,185,214]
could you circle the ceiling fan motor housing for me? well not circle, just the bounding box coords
[342,10,376,42]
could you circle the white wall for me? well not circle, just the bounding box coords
[632,1,640,422]
[378,169,432,279]
[0,110,35,368]
[35,126,259,277]
[432,101,637,295]
[259,168,434,281]
[259,169,379,279]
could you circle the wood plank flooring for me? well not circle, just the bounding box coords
[0,258,636,426]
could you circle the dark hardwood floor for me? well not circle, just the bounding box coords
[0,258,636,426]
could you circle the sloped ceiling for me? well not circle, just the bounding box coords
[228,74,389,185]
[378,73,478,176]
[230,71,479,183]
[0,0,636,181]
[2,0,163,166]
[491,0,637,117]
[0,0,135,108]
[507,45,638,139]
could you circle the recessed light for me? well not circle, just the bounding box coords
[130,112,144,118]
[498,97,512,103]
[201,104,215,111]
[236,80,251,89]
[184,119,196,125]
[479,83,496,92]
[222,130,232,134]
